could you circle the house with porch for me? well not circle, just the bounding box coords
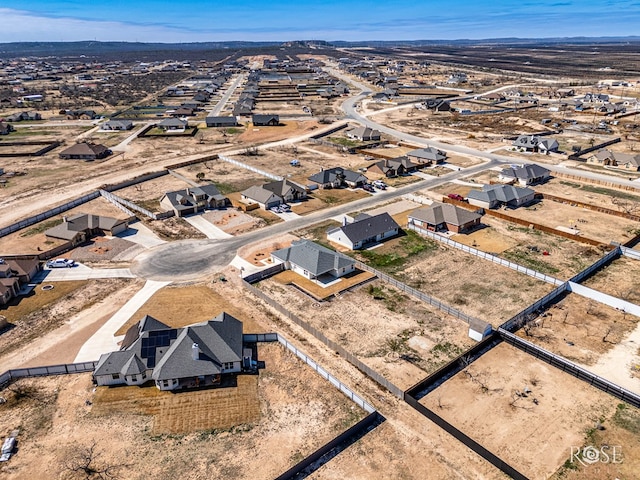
[58,142,111,160]
[240,179,307,210]
[408,203,481,234]
[160,185,229,217]
[466,184,535,209]
[367,156,419,177]
[327,213,399,250]
[588,149,640,171]
[346,126,381,142]
[101,120,133,131]
[407,147,447,165]
[0,257,41,306]
[45,213,129,245]
[498,164,551,186]
[271,240,355,281]
[158,117,188,132]
[308,167,368,189]
[252,114,280,126]
[512,135,559,153]
[93,312,248,391]
[205,116,238,128]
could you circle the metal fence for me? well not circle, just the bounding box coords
[243,263,285,284]
[0,362,98,389]
[218,154,283,181]
[354,261,485,328]
[243,333,279,343]
[99,190,136,217]
[241,280,405,399]
[99,189,158,220]
[408,224,564,286]
[500,282,569,332]
[0,191,100,238]
[570,245,622,284]
[101,170,168,192]
[499,329,640,408]
[621,246,640,260]
[167,169,200,187]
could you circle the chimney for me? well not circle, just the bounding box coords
[192,342,199,361]
[343,216,347,226]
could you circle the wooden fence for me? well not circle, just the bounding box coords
[538,192,640,222]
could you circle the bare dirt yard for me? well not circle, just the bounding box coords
[0,342,367,480]
[115,174,192,212]
[503,198,636,245]
[582,255,640,304]
[258,276,475,390]
[237,120,320,145]
[515,292,638,366]
[420,342,639,480]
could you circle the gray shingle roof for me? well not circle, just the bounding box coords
[500,164,550,182]
[44,213,126,240]
[407,147,447,162]
[410,203,481,227]
[329,212,399,243]
[271,240,354,276]
[467,184,534,204]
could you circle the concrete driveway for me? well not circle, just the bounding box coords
[39,264,136,281]
[117,223,166,248]
[183,214,233,239]
[74,279,171,362]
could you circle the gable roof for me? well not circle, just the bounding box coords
[308,167,367,185]
[44,213,126,240]
[59,142,109,158]
[410,203,481,227]
[271,240,354,276]
[407,147,447,162]
[467,184,535,204]
[595,149,640,167]
[241,179,305,205]
[162,184,226,212]
[94,312,243,381]
[347,126,381,140]
[159,117,188,128]
[328,212,399,243]
[500,164,550,181]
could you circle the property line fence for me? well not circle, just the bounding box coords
[308,122,349,140]
[499,329,640,408]
[0,191,100,238]
[241,280,404,399]
[274,412,384,480]
[568,281,640,318]
[553,171,640,193]
[621,246,640,260]
[218,154,283,181]
[101,170,168,192]
[568,137,621,160]
[243,333,279,343]
[404,393,529,480]
[354,261,486,328]
[99,190,136,217]
[0,362,98,390]
[402,193,433,205]
[500,282,569,332]
[164,153,219,170]
[569,245,621,284]
[99,190,158,220]
[539,193,640,222]
[243,263,285,284]
[167,169,200,187]
[408,223,564,286]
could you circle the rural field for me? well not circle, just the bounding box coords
[420,342,640,480]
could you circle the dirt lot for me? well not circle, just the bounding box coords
[201,208,263,235]
[503,198,636,245]
[515,292,638,366]
[237,120,320,145]
[116,174,191,211]
[0,342,367,480]
[582,255,640,304]
[259,277,474,390]
[420,342,638,479]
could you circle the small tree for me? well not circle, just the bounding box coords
[65,441,127,479]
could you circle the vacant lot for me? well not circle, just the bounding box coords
[116,174,191,211]
[515,292,638,366]
[535,178,640,212]
[582,255,640,304]
[421,342,632,480]
[0,342,367,480]
[259,277,474,390]
[505,199,635,245]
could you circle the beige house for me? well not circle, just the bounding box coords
[588,149,640,171]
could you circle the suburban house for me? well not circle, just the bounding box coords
[308,167,368,189]
[367,156,418,177]
[407,147,447,165]
[4,111,41,122]
[252,114,280,126]
[63,109,98,120]
[205,116,238,128]
[498,164,551,186]
[45,213,129,245]
[58,142,111,160]
[271,240,355,281]
[101,119,133,131]
[0,122,14,135]
[0,257,41,306]
[408,203,482,233]
[466,184,536,209]
[423,99,451,112]
[158,117,188,132]
[512,135,559,153]
[241,179,307,210]
[327,213,399,250]
[159,185,229,217]
[346,126,381,142]
[588,149,640,171]
[93,312,248,391]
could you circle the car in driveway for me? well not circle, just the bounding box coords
[362,183,375,193]
[46,258,76,268]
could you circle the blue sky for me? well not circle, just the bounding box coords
[2,1,640,42]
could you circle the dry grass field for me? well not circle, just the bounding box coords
[259,277,474,390]
[420,342,639,480]
[515,292,638,366]
[582,255,640,304]
[0,342,367,480]
[115,283,265,336]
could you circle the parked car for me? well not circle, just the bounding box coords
[46,258,75,268]
[447,193,464,201]
[373,180,387,190]
[362,183,375,192]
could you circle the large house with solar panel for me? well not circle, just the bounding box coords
[93,312,249,391]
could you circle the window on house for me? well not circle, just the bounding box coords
[112,374,120,380]
[163,380,169,387]
[131,375,137,382]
